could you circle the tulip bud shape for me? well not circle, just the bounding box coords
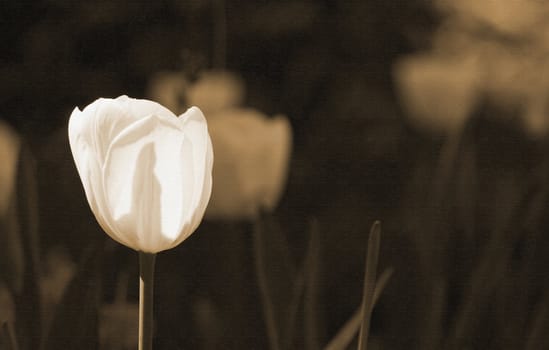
[205,108,292,219]
[394,54,479,135]
[68,96,213,253]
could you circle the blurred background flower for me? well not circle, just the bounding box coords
[0,121,19,218]
[0,119,40,349]
[206,109,292,219]
[393,53,480,135]
[0,120,22,327]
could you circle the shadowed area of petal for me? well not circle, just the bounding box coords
[103,115,195,252]
[116,142,164,251]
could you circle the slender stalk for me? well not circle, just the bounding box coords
[357,221,381,350]
[3,321,19,350]
[252,218,281,350]
[304,218,321,350]
[139,252,157,350]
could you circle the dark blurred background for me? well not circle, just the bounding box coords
[2,0,549,349]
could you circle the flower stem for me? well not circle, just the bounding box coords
[139,252,156,350]
[357,221,381,350]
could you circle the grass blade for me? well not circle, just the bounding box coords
[252,216,281,350]
[324,267,393,350]
[303,218,321,350]
[357,221,381,350]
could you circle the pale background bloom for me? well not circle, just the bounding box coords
[0,119,41,348]
[0,121,23,294]
[0,120,20,216]
[393,53,480,135]
[206,108,292,219]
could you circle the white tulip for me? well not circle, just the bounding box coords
[68,96,213,253]
[205,108,292,220]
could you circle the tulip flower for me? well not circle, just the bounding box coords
[206,108,292,220]
[68,95,213,253]
[68,95,213,349]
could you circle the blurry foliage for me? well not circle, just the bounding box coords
[388,2,549,346]
[43,243,102,350]
[381,105,549,350]
[253,215,323,350]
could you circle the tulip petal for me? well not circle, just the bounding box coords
[68,107,127,244]
[170,107,213,248]
[112,141,168,251]
[70,96,179,166]
[70,100,137,163]
[103,115,200,252]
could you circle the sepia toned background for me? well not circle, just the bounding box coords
[2,0,549,349]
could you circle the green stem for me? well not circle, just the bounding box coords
[139,252,156,350]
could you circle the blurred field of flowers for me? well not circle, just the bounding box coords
[2,0,549,349]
